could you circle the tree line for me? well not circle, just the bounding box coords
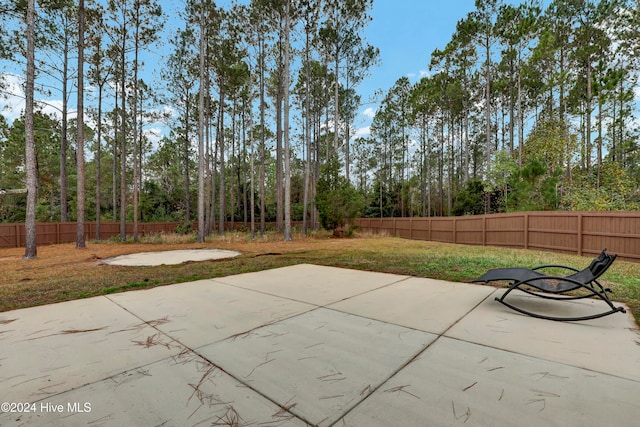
[365,0,640,218]
[1,0,640,259]
[0,0,378,257]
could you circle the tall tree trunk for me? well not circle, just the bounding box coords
[76,0,86,248]
[517,64,523,168]
[185,96,191,224]
[24,0,37,259]
[96,73,102,240]
[283,0,292,241]
[276,34,283,233]
[211,116,218,232]
[60,31,69,223]
[345,73,350,182]
[484,35,492,213]
[333,26,340,157]
[242,101,248,227]
[302,33,311,235]
[132,8,140,242]
[232,106,239,227]
[259,32,266,236]
[120,30,127,241]
[113,88,118,222]
[250,126,255,239]
[586,62,592,175]
[218,88,226,235]
[205,92,213,234]
[197,0,206,243]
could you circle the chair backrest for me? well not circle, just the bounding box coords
[567,249,616,284]
[587,249,616,280]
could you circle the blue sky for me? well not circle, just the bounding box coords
[354,0,478,135]
[363,0,477,97]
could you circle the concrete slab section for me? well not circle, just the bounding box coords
[1,349,308,427]
[213,264,409,306]
[446,290,640,381]
[342,336,640,426]
[102,249,240,266]
[329,277,495,334]
[107,279,315,349]
[0,297,182,402]
[198,307,437,426]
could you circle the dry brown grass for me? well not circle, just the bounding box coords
[1,232,638,324]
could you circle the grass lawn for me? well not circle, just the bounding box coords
[1,232,639,325]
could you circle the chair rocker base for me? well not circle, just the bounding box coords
[495,277,626,322]
[494,294,627,322]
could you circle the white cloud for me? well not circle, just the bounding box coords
[37,99,65,121]
[0,73,25,123]
[163,104,176,119]
[144,127,163,146]
[406,69,430,81]
[1,73,67,123]
[362,107,376,119]
[354,126,371,139]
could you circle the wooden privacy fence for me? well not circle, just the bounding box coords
[0,221,301,249]
[0,222,185,248]
[354,211,640,262]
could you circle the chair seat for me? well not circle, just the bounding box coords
[474,268,588,293]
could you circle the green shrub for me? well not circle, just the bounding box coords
[175,221,194,235]
[315,155,365,233]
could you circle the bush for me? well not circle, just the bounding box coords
[175,221,194,235]
[453,179,486,215]
[315,155,365,233]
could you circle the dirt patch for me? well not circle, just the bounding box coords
[102,249,241,266]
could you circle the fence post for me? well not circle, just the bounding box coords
[409,218,413,240]
[577,213,583,256]
[524,213,529,249]
[15,224,20,248]
[453,217,457,244]
[482,215,486,246]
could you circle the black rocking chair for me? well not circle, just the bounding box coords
[473,249,627,321]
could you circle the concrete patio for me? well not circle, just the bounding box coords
[1,264,639,426]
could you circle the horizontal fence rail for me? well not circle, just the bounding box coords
[0,221,290,249]
[3,214,640,262]
[0,222,185,248]
[354,211,640,262]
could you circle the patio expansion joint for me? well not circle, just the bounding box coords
[210,272,415,309]
[328,284,499,426]
[101,294,327,425]
[188,341,316,426]
[4,295,314,426]
[444,332,640,386]
[442,287,640,385]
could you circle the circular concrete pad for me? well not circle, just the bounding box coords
[103,249,240,266]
